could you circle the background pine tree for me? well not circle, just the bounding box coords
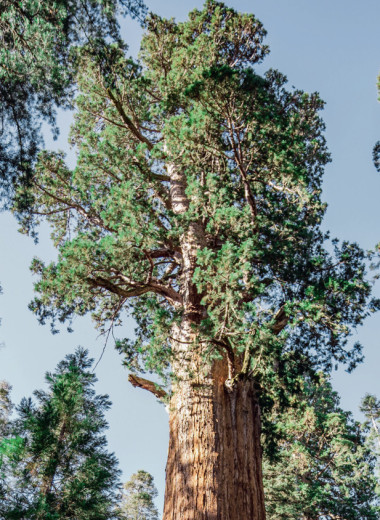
[0,348,121,519]
[120,470,159,520]
[0,381,12,435]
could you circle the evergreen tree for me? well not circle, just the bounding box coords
[1,348,121,519]
[15,1,379,517]
[0,380,22,516]
[263,377,379,519]
[361,393,380,487]
[373,73,380,172]
[361,394,380,443]
[120,470,159,520]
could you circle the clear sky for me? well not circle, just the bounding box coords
[0,0,379,514]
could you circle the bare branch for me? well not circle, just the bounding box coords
[128,374,168,400]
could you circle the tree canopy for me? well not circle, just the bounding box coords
[19,0,378,402]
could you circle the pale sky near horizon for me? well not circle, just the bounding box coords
[0,0,380,514]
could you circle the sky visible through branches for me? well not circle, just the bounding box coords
[0,0,379,514]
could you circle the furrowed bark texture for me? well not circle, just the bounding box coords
[162,157,266,519]
[163,359,266,520]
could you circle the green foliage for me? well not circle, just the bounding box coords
[0,381,12,435]
[361,393,380,488]
[263,376,380,519]
[120,470,159,520]
[373,73,380,171]
[0,0,146,207]
[0,381,21,515]
[16,0,378,416]
[1,348,121,519]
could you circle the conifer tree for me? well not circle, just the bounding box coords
[120,470,159,520]
[263,377,380,519]
[15,1,379,518]
[0,381,21,516]
[1,348,121,519]
[361,394,380,442]
[361,393,380,486]
[373,73,380,172]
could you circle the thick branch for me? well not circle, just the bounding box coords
[88,276,150,299]
[88,275,182,307]
[150,172,170,182]
[149,248,177,259]
[150,279,182,306]
[212,339,235,380]
[272,306,289,335]
[128,374,168,400]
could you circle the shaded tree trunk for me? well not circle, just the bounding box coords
[163,353,266,520]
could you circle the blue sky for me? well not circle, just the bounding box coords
[0,0,379,513]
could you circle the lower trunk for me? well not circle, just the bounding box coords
[163,363,266,520]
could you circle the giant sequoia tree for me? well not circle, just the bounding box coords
[16,2,378,518]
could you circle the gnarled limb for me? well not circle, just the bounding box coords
[128,374,168,400]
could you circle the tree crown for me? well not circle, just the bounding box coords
[17,1,379,403]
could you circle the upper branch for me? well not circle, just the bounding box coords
[107,88,154,150]
[271,305,288,335]
[88,274,182,307]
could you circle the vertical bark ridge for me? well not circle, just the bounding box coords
[163,359,266,520]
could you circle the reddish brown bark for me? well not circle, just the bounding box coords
[163,361,266,520]
[158,157,266,518]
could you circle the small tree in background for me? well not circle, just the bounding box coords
[121,470,159,520]
[361,394,380,444]
[373,71,380,172]
[264,376,380,519]
[1,348,121,519]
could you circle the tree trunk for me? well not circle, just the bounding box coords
[163,357,266,520]
[163,156,266,518]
